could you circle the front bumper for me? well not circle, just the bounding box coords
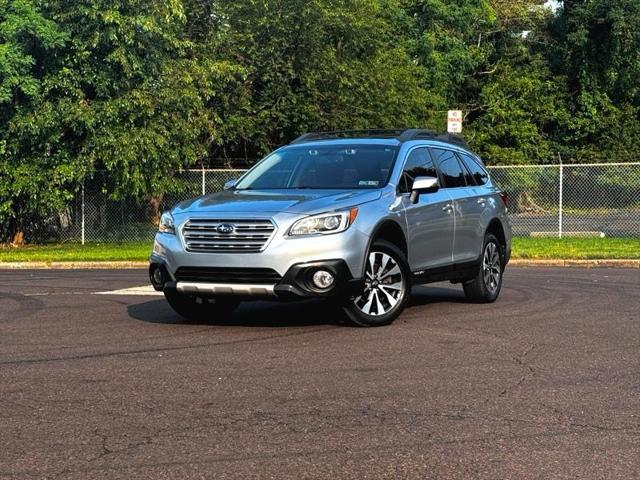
[150,217,370,300]
[152,259,363,300]
[151,220,369,277]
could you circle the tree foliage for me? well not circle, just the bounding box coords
[550,0,640,162]
[0,0,242,240]
[0,0,72,243]
[1,0,639,242]
[211,0,433,157]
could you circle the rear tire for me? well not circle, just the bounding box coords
[463,233,503,303]
[342,240,411,327]
[164,290,240,322]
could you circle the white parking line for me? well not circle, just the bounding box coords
[25,291,91,297]
[21,285,163,297]
[93,285,163,296]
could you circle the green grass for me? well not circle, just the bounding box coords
[512,237,640,260]
[0,242,151,262]
[0,237,638,263]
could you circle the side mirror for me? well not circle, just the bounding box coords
[410,176,439,204]
[223,178,238,190]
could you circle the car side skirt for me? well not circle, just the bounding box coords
[411,259,481,285]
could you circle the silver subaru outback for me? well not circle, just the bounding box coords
[149,129,511,327]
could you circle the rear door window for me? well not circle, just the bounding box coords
[456,153,476,186]
[431,148,466,188]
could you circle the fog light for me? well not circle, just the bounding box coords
[151,266,165,289]
[312,270,335,289]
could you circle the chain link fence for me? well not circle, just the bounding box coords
[41,163,640,243]
[490,163,640,237]
[50,169,245,243]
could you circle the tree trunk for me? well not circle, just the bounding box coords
[148,194,164,226]
[10,227,25,246]
[515,191,548,214]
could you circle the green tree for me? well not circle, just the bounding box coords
[3,0,638,245]
[550,0,640,162]
[211,0,433,158]
[0,0,71,244]
[405,0,497,123]
[0,0,243,243]
[469,49,568,165]
[403,0,561,158]
[54,0,245,222]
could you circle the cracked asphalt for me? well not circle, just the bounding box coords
[0,267,638,479]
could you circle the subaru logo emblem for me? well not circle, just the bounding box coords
[217,224,235,234]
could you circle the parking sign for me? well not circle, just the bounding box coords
[448,110,463,133]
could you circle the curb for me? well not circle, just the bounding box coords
[0,259,639,269]
[509,259,640,268]
[0,261,149,270]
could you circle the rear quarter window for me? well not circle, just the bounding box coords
[459,153,489,185]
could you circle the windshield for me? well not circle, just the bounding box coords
[235,144,399,190]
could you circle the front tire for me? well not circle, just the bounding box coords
[342,240,411,327]
[463,233,504,303]
[164,289,240,322]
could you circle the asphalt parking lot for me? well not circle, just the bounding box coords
[0,267,638,479]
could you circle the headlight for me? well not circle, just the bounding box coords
[288,208,358,236]
[158,212,175,234]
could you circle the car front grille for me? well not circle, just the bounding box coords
[174,267,282,284]
[182,218,276,253]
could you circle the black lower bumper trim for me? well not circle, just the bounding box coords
[274,259,363,300]
[155,259,364,301]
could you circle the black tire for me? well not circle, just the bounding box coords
[463,233,504,303]
[164,290,240,322]
[342,239,411,327]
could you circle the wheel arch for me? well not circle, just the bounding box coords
[486,218,506,245]
[360,220,409,278]
[485,218,508,264]
[368,220,408,257]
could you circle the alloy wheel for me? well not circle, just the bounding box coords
[483,242,501,294]
[354,251,405,316]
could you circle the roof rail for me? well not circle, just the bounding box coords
[396,129,435,141]
[397,130,469,148]
[289,129,470,149]
[290,129,405,144]
[434,133,470,149]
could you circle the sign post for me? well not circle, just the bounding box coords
[447,110,463,134]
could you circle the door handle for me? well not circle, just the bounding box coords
[442,203,453,212]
